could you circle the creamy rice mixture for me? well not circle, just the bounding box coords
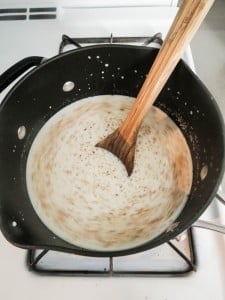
[26,95,192,251]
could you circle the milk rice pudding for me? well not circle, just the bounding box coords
[26,95,193,251]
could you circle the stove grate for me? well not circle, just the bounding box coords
[27,228,196,277]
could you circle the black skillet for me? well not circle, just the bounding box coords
[0,44,224,257]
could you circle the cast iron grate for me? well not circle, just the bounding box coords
[27,228,196,276]
[58,33,163,53]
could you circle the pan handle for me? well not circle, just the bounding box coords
[193,192,225,234]
[193,220,225,234]
[0,56,44,93]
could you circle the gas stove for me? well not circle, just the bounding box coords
[0,1,225,300]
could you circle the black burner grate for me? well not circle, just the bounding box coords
[27,228,196,276]
[58,33,163,53]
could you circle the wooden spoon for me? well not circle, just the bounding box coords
[96,0,214,176]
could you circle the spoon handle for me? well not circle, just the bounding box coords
[119,0,214,143]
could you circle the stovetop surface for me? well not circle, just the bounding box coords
[1,220,225,300]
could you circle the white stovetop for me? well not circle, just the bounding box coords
[1,207,225,300]
[1,3,225,300]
